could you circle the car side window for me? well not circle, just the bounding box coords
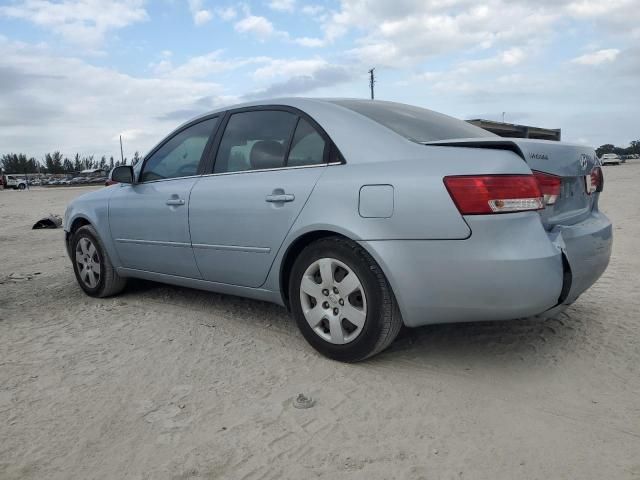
[140,117,218,182]
[287,118,327,167]
[214,110,298,173]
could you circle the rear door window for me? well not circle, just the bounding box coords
[287,118,327,167]
[214,110,298,173]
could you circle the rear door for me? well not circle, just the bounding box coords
[109,117,219,278]
[189,109,331,287]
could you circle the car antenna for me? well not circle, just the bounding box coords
[120,135,125,164]
[368,67,376,100]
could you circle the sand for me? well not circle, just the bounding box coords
[0,165,639,479]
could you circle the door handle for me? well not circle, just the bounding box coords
[265,193,295,203]
[166,198,185,206]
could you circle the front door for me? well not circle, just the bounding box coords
[189,110,330,287]
[109,117,219,278]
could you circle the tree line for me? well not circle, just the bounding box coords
[0,152,141,175]
[2,139,638,175]
[595,140,640,158]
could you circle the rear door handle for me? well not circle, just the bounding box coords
[166,198,185,206]
[265,193,295,203]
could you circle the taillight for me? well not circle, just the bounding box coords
[444,175,543,215]
[533,171,561,205]
[587,166,603,194]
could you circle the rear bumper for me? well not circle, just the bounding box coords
[549,210,612,305]
[359,210,612,328]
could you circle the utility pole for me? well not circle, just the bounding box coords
[368,67,376,100]
[119,135,125,164]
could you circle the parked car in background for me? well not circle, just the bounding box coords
[601,153,621,165]
[28,178,42,186]
[90,176,107,184]
[105,169,118,186]
[3,175,27,190]
[64,98,612,361]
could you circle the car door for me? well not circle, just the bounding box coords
[109,117,219,278]
[189,109,333,288]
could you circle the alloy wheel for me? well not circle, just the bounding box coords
[75,237,101,288]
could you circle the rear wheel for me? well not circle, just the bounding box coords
[72,225,126,297]
[289,237,402,362]
[18,183,26,190]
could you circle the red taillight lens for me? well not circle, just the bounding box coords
[533,171,561,205]
[444,175,543,215]
[587,166,603,194]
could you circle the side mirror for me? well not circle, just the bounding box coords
[111,165,134,184]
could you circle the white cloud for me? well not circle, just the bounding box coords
[571,48,620,65]
[245,63,355,99]
[188,0,213,26]
[216,7,237,21]
[566,0,637,19]
[113,129,144,142]
[268,0,295,12]
[0,0,148,49]
[150,50,269,79]
[194,10,213,25]
[234,14,279,40]
[345,3,557,67]
[252,58,328,81]
[501,47,526,66]
[0,37,237,157]
[294,36,325,47]
[301,4,324,16]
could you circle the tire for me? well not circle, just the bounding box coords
[71,225,126,298]
[289,237,402,362]
[18,184,26,190]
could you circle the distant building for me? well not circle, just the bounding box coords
[466,119,561,141]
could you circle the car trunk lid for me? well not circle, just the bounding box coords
[425,138,600,229]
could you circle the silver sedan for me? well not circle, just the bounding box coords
[64,98,612,361]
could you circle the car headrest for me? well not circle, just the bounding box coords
[250,140,285,170]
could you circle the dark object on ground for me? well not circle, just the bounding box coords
[293,393,315,409]
[33,214,62,229]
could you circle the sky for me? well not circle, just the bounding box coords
[0,0,639,159]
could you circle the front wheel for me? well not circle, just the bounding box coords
[289,237,402,362]
[18,184,26,190]
[71,225,127,297]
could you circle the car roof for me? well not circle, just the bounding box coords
[176,97,351,127]
[181,97,449,125]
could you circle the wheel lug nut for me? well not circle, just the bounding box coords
[322,289,329,296]
[339,299,344,306]
[323,301,330,309]
[333,308,339,315]
[333,287,339,294]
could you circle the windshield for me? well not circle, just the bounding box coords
[329,99,496,143]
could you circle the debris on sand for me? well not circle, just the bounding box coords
[293,393,315,409]
[32,214,62,229]
[0,272,41,284]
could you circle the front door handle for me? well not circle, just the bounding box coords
[265,193,295,203]
[166,198,185,206]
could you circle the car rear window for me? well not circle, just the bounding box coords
[329,100,496,143]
